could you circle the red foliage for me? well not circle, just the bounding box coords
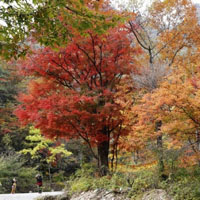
[15,26,139,148]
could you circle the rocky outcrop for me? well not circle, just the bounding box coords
[37,189,173,200]
[36,193,70,200]
[36,190,129,200]
[70,189,129,200]
[142,189,173,200]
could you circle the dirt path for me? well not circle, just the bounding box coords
[0,191,63,200]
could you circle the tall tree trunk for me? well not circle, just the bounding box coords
[196,129,200,167]
[48,164,52,190]
[156,120,164,174]
[157,134,164,173]
[97,140,109,176]
[110,148,114,173]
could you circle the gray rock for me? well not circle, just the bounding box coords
[70,190,130,200]
[142,189,173,200]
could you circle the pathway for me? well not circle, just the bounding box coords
[0,191,63,200]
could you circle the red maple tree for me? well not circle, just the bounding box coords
[15,26,140,175]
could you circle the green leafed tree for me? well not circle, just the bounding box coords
[20,126,72,188]
[0,0,120,59]
[21,126,72,163]
[0,60,29,153]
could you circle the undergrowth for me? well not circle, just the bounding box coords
[66,163,200,200]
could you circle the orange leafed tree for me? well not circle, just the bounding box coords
[131,57,200,167]
[115,0,200,168]
[127,0,199,66]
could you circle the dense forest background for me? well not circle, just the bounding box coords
[1,0,200,199]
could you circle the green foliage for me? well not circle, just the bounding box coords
[50,171,66,191]
[152,144,182,175]
[0,153,38,193]
[0,60,28,153]
[168,179,200,200]
[67,163,99,194]
[70,176,94,194]
[127,168,160,199]
[68,164,129,195]
[19,126,74,191]
[0,64,17,104]
[20,126,72,163]
[68,164,159,198]
[127,166,200,200]
[163,167,200,200]
[67,163,200,200]
[0,0,120,59]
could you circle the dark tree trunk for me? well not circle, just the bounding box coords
[156,120,164,173]
[196,129,200,167]
[97,139,109,176]
[157,134,164,173]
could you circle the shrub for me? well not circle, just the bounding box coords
[68,163,131,196]
[67,163,96,194]
[165,167,200,200]
[126,168,159,199]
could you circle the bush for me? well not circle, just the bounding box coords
[68,163,160,198]
[165,167,200,200]
[125,168,160,199]
[92,174,122,190]
[70,176,94,194]
[68,163,131,196]
[67,163,96,194]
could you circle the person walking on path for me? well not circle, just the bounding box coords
[11,178,17,194]
[36,174,43,193]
